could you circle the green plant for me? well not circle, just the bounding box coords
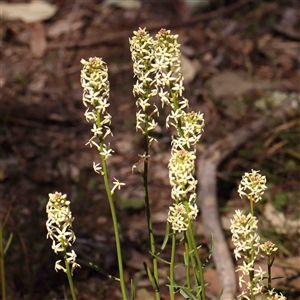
[46,192,80,300]
[0,208,13,300]
[45,28,287,300]
[230,170,286,300]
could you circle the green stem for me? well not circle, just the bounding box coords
[64,250,77,300]
[249,197,255,300]
[170,88,184,137]
[184,239,191,292]
[101,153,128,300]
[267,255,271,290]
[249,267,255,300]
[143,106,160,300]
[96,111,127,300]
[249,198,254,216]
[0,223,6,300]
[186,220,206,300]
[169,231,176,300]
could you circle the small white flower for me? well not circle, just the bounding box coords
[51,241,63,254]
[93,162,103,174]
[66,250,77,263]
[91,123,103,137]
[99,144,114,160]
[236,260,254,276]
[111,178,125,195]
[187,202,198,220]
[266,289,287,300]
[55,260,66,273]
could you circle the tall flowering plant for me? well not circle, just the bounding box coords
[129,28,208,300]
[46,192,80,300]
[80,57,128,299]
[45,28,287,300]
[129,29,160,299]
[153,28,206,299]
[231,170,286,300]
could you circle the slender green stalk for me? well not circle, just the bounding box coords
[249,261,255,300]
[261,241,280,297]
[63,250,77,300]
[249,197,254,216]
[184,231,198,287]
[0,222,6,300]
[99,140,128,300]
[267,255,272,290]
[169,231,176,300]
[0,209,10,300]
[249,197,255,300]
[139,85,160,298]
[186,221,206,300]
[143,164,159,296]
[184,239,191,292]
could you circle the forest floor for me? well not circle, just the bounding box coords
[1,0,299,299]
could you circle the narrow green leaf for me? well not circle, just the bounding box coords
[89,262,120,281]
[143,262,159,291]
[4,232,13,254]
[202,233,214,268]
[179,287,198,300]
[160,222,170,252]
[216,288,223,300]
[271,276,285,280]
[150,252,171,264]
[269,256,275,267]
[130,279,135,300]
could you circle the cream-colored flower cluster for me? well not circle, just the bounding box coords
[231,171,265,297]
[231,210,261,260]
[167,150,199,232]
[154,28,187,110]
[237,263,266,298]
[168,150,198,204]
[152,29,204,232]
[46,192,80,274]
[266,289,287,300]
[238,169,267,203]
[81,57,113,168]
[171,111,205,149]
[81,57,125,194]
[260,241,278,256]
[231,209,265,297]
[130,28,158,146]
